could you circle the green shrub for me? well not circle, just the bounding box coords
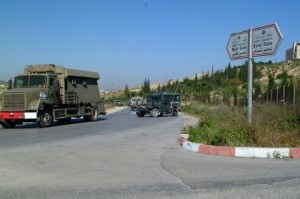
[182,103,300,147]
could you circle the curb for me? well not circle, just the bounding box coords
[180,138,300,159]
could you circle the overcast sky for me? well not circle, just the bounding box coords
[1,0,299,91]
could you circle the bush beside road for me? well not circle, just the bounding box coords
[179,106,300,159]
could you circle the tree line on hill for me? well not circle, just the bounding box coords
[120,60,299,106]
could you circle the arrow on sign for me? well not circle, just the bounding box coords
[226,31,249,60]
[252,23,283,57]
[226,23,283,60]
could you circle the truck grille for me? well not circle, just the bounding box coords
[4,93,25,111]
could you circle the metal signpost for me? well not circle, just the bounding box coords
[226,23,283,124]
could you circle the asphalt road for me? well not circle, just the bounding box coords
[1,108,300,199]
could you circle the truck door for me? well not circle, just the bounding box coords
[49,76,60,104]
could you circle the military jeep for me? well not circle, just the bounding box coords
[136,92,181,117]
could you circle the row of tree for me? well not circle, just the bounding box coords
[121,60,298,106]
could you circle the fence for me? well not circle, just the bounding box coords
[182,82,300,111]
[259,82,300,113]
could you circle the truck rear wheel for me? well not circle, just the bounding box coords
[38,109,53,127]
[90,107,98,121]
[84,107,98,122]
[150,108,160,117]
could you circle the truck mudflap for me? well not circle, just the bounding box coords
[97,102,106,115]
[99,111,107,115]
[0,112,37,119]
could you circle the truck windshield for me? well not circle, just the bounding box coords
[14,75,47,88]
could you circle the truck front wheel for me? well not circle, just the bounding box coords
[38,109,53,127]
[1,120,16,128]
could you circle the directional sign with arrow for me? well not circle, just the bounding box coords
[226,31,249,60]
[226,22,283,124]
[226,23,283,60]
[252,23,283,57]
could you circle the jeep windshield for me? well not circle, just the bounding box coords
[14,75,47,88]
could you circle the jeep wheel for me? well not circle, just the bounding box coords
[39,109,53,127]
[172,109,178,117]
[150,108,160,117]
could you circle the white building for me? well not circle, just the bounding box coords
[286,41,300,61]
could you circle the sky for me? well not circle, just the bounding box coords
[0,0,299,91]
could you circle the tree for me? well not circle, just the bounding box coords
[157,84,161,92]
[239,62,247,82]
[277,71,291,87]
[253,61,262,79]
[254,81,262,99]
[141,78,151,94]
[190,74,197,93]
[268,73,275,91]
[225,62,237,79]
[124,84,130,99]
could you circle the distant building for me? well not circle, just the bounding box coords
[286,41,300,61]
[99,89,109,95]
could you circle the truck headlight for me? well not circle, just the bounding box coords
[28,100,39,110]
[39,92,47,99]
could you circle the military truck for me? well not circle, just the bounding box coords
[136,92,181,117]
[0,64,106,128]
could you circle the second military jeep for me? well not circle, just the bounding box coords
[136,92,181,117]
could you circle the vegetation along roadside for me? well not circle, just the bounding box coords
[182,103,300,148]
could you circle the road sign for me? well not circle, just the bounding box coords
[226,31,249,60]
[252,23,283,57]
[226,23,283,60]
[226,22,283,124]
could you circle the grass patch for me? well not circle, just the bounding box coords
[105,103,114,110]
[182,103,300,147]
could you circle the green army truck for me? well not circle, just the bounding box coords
[0,64,106,128]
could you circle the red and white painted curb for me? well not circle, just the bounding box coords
[180,137,300,159]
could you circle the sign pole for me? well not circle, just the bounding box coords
[247,28,253,124]
[226,23,283,124]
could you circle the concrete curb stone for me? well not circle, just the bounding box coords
[179,113,300,159]
[181,140,300,159]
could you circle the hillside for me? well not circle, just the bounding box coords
[258,60,300,86]
[153,60,300,93]
[1,60,300,98]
